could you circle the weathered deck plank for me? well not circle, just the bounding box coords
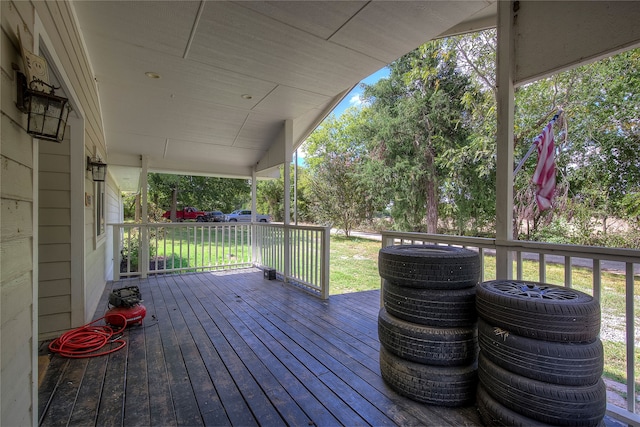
[39,269,484,426]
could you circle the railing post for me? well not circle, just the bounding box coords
[140,223,149,278]
[112,224,121,280]
[251,223,257,265]
[284,223,290,283]
[320,226,330,299]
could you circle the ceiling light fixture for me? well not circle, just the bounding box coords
[145,72,161,79]
[241,94,253,100]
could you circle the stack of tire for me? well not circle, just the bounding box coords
[377,245,480,407]
[475,279,606,426]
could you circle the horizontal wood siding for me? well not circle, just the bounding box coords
[39,130,72,338]
[1,2,35,424]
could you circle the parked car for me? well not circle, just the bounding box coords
[225,210,271,222]
[162,206,206,222]
[204,210,225,222]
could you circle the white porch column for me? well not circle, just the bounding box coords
[140,156,149,278]
[495,0,516,279]
[251,167,257,264]
[251,168,257,222]
[284,120,293,280]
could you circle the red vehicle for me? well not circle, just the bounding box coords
[162,207,206,222]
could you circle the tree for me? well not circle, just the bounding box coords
[257,165,313,223]
[305,108,386,235]
[362,40,474,232]
[147,173,250,218]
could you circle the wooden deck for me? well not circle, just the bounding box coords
[38,268,484,426]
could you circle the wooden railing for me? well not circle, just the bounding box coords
[381,231,640,425]
[111,222,330,299]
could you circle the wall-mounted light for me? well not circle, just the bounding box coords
[15,70,71,143]
[87,156,107,182]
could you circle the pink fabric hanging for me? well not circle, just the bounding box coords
[532,121,556,211]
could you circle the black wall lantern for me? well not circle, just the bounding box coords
[87,156,107,182]
[15,70,71,143]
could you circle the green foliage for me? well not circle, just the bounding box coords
[305,108,387,235]
[256,165,313,223]
[362,40,475,232]
[148,173,250,214]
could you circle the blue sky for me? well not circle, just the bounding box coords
[329,67,390,118]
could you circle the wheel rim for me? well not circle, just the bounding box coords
[488,281,580,300]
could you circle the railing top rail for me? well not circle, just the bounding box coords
[380,231,496,248]
[502,239,640,263]
[256,223,330,232]
[108,222,251,227]
[381,230,640,263]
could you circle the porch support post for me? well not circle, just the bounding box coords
[140,156,149,278]
[251,167,257,265]
[283,120,293,281]
[495,0,516,279]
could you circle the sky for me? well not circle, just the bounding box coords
[330,67,390,118]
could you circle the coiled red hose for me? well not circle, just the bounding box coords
[48,314,127,358]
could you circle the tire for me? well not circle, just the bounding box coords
[378,245,480,289]
[196,216,205,222]
[476,383,549,427]
[478,352,606,426]
[378,308,477,366]
[478,318,603,386]
[379,346,477,407]
[229,219,237,222]
[383,280,477,327]
[476,280,600,342]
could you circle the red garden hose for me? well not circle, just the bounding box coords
[48,314,127,358]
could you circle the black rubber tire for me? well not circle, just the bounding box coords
[478,318,603,386]
[478,352,606,426]
[378,308,477,366]
[476,280,601,342]
[383,280,477,327]
[379,346,477,407]
[476,383,550,427]
[378,245,480,289]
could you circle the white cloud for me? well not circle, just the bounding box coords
[349,93,362,106]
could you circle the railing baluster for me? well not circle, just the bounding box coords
[564,256,572,288]
[593,259,602,303]
[516,251,523,280]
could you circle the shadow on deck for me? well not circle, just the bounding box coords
[38,268,484,426]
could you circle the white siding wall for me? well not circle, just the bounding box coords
[1,1,110,424]
[1,2,37,425]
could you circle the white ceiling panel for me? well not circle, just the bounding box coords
[331,1,492,63]
[252,85,333,119]
[188,1,387,95]
[237,1,367,40]
[71,0,499,189]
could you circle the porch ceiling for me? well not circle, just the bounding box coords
[71,0,496,191]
